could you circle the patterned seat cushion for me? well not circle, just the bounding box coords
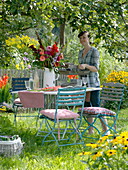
[40,109,79,120]
[79,107,116,116]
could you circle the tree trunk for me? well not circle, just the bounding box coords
[60,21,65,47]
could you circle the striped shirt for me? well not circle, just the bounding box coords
[78,47,100,87]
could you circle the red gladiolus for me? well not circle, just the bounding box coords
[50,44,59,56]
[0,74,9,88]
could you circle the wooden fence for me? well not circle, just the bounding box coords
[0,69,67,88]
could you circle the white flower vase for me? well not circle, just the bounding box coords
[43,68,59,88]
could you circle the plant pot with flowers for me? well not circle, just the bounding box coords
[29,31,65,88]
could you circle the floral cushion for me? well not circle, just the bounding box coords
[79,107,116,116]
[40,109,79,120]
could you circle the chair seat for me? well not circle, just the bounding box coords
[40,109,80,120]
[79,107,116,116]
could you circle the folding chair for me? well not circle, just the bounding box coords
[16,91,44,126]
[10,78,29,123]
[11,78,29,92]
[79,82,125,138]
[37,86,86,147]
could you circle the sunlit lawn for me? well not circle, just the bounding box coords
[0,108,128,170]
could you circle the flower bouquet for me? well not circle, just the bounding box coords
[29,31,64,71]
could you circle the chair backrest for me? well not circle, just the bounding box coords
[100,82,125,111]
[11,78,29,91]
[18,91,44,108]
[56,86,86,111]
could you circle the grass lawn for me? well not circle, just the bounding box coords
[0,108,128,170]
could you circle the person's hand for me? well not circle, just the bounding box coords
[78,64,87,70]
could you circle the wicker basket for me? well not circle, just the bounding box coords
[0,136,24,157]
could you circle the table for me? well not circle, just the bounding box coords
[43,87,102,95]
[14,87,102,109]
[42,87,102,109]
[12,87,101,95]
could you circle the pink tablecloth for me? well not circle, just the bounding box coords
[18,91,44,108]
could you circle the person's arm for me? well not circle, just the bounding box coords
[78,64,97,72]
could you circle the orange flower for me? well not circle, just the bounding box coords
[40,55,46,61]
[39,50,44,55]
[67,75,78,79]
[0,74,9,88]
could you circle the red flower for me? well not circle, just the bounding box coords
[0,74,9,88]
[54,62,60,67]
[50,43,59,56]
[67,75,78,79]
[29,32,64,69]
[39,50,44,55]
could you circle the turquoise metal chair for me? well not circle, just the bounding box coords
[37,86,86,147]
[79,82,125,138]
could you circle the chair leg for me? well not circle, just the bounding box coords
[35,110,40,127]
[81,115,101,137]
[38,118,84,146]
[87,117,94,134]
[99,116,117,135]
[13,105,18,124]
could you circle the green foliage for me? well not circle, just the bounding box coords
[0,0,127,66]
[99,49,116,84]
[0,108,128,169]
[0,84,11,103]
[105,70,128,109]
[78,132,128,170]
[63,29,81,64]
[4,35,39,69]
[70,0,128,60]
[98,48,127,84]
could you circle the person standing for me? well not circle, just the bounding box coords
[77,31,108,134]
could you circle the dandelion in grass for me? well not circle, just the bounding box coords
[78,152,91,156]
[106,150,116,157]
[92,152,102,160]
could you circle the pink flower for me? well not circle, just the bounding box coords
[27,65,31,69]
[40,55,46,61]
[44,51,52,58]
[46,46,52,51]
[23,57,29,61]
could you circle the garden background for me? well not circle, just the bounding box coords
[0,0,128,169]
